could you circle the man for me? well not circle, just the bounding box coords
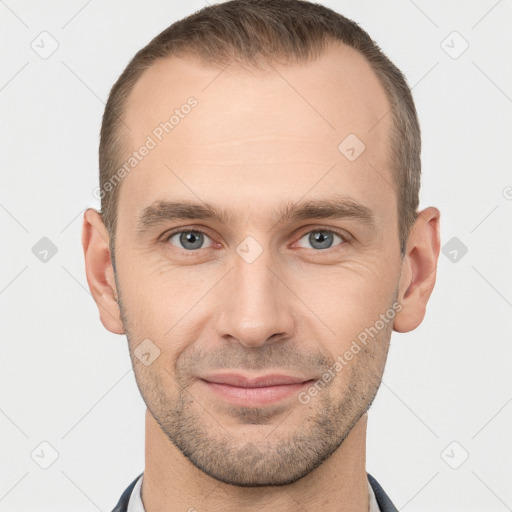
[82,0,440,510]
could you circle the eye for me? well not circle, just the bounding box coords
[165,230,213,251]
[296,229,346,250]
[162,227,348,253]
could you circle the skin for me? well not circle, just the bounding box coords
[82,41,440,511]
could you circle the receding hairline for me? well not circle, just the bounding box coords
[116,37,393,179]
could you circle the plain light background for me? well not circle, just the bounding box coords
[1,1,511,510]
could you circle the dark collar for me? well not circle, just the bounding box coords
[111,472,142,512]
[111,472,398,512]
[367,473,398,512]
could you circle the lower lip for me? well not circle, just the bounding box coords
[200,379,314,407]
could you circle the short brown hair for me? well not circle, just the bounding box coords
[99,0,420,260]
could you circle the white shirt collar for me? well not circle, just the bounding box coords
[127,473,144,512]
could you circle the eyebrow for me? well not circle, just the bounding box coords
[136,195,377,233]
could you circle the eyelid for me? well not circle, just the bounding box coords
[161,227,215,247]
[294,225,352,241]
[292,225,352,249]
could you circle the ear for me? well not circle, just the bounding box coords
[393,206,441,333]
[81,208,125,335]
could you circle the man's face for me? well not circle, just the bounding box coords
[114,43,402,486]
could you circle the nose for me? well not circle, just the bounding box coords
[215,250,296,348]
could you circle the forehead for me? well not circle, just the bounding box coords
[118,42,395,229]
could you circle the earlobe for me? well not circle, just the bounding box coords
[82,208,125,335]
[393,207,441,333]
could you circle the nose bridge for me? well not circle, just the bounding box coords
[216,245,294,347]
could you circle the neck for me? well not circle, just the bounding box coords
[141,409,370,512]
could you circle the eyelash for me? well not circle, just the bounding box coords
[161,226,351,252]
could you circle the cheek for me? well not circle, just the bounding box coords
[286,262,397,368]
[292,259,395,322]
[118,266,212,371]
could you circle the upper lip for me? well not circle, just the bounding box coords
[200,373,314,388]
